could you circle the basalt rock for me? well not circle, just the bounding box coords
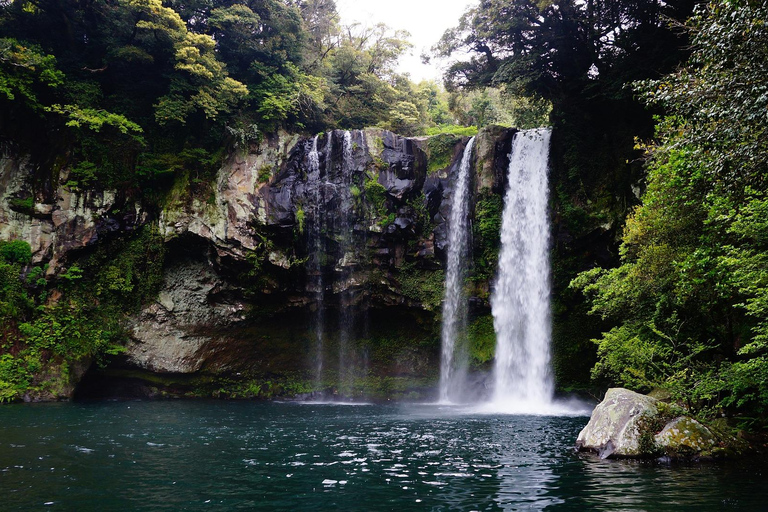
[0,154,146,272]
[1,126,518,400]
[576,388,660,458]
[576,387,737,460]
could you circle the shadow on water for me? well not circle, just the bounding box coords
[1,401,767,511]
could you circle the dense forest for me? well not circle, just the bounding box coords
[1,0,767,431]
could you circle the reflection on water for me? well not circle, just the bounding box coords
[1,401,766,511]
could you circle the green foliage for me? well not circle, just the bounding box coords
[467,315,495,366]
[637,1,768,188]
[445,88,550,130]
[397,263,445,311]
[250,63,325,129]
[472,194,503,279]
[0,240,32,265]
[46,104,143,137]
[407,193,432,239]
[0,227,165,402]
[363,173,389,221]
[0,259,33,324]
[257,164,273,184]
[0,353,34,402]
[0,37,63,110]
[573,1,768,421]
[139,147,223,189]
[295,206,306,235]
[8,197,34,213]
[426,134,460,173]
[424,125,478,137]
[226,119,260,151]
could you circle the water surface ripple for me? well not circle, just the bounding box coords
[1,401,765,510]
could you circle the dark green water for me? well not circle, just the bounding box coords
[1,401,766,511]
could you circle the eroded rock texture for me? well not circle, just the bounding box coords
[1,127,517,399]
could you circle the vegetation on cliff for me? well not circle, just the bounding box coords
[0,0,488,191]
[572,0,768,424]
[0,229,165,401]
[1,0,767,422]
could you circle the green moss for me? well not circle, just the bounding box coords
[635,401,684,456]
[364,173,390,224]
[468,315,495,366]
[406,193,432,238]
[398,263,445,311]
[8,197,34,213]
[295,206,305,234]
[257,164,273,183]
[472,193,504,280]
[209,372,316,399]
[426,133,460,173]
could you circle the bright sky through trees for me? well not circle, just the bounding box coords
[335,0,478,81]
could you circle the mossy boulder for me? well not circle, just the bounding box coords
[576,387,741,460]
[576,387,659,458]
[654,416,717,457]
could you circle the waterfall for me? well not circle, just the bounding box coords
[490,128,554,412]
[306,130,369,399]
[308,134,325,388]
[439,137,476,403]
[338,130,355,395]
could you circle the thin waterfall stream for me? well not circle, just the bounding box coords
[308,134,325,389]
[337,129,361,395]
[307,130,369,399]
[490,128,554,413]
[439,137,475,403]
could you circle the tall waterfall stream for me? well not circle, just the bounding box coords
[439,137,475,403]
[307,130,368,398]
[489,128,555,413]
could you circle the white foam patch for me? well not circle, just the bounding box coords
[474,397,594,417]
[400,396,594,417]
[298,401,374,406]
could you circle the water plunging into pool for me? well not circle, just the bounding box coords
[489,128,554,414]
[439,137,475,403]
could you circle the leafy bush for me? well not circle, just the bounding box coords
[0,240,32,265]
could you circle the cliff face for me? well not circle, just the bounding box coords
[0,127,517,401]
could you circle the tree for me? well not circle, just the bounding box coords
[433,0,697,194]
[574,0,768,418]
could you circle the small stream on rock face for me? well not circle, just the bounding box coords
[305,130,370,397]
[307,133,325,389]
[3,401,767,511]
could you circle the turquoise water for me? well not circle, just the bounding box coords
[1,401,766,511]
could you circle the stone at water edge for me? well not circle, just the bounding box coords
[654,416,717,456]
[576,388,659,458]
[576,387,727,459]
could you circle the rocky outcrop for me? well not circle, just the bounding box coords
[1,126,518,400]
[125,257,247,373]
[576,388,660,458]
[0,154,146,272]
[654,416,718,456]
[576,387,735,459]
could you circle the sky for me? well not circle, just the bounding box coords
[334,0,478,82]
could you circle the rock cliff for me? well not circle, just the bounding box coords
[0,127,516,400]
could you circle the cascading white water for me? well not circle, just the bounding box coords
[308,134,325,385]
[338,130,355,394]
[439,137,476,403]
[490,128,554,412]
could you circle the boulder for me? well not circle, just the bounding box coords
[654,416,717,456]
[576,387,736,459]
[576,387,659,458]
